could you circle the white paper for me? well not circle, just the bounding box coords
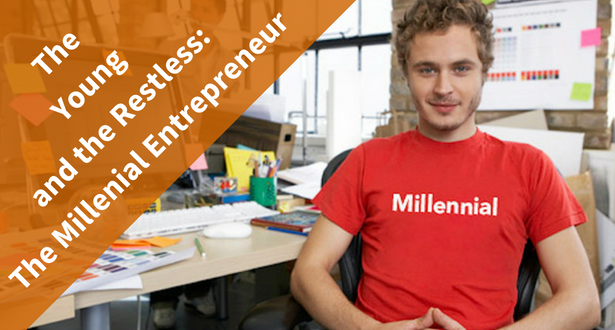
[327,71,363,160]
[496,0,573,7]
[277,162,327,185]
[585,146,615,220]
[281,182,322,200]
[597,211,615,308]
[480,0,597,110]
[89,275,143,291]
[62,247,195,296]
[478,125,584,177]
[482,109,548,130]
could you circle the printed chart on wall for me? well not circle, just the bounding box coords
[479,0,597,110]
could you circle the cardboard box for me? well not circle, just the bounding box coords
[215,116,296,170]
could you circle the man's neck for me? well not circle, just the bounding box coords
[417,122,477,143]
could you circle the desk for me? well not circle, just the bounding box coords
[31,227,307,328]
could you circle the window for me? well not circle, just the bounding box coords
[31,0,120,45]
[278,0,392,137]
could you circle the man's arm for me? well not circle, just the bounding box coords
[290,215,437,330]
[499,227,601,330]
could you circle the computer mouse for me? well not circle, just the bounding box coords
[202,223,253,239]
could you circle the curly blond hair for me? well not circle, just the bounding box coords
[395,0,494,77]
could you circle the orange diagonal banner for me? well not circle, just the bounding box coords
[0,0,354,328]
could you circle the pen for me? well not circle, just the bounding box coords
[267,226,309,236]
[194,238,206,258]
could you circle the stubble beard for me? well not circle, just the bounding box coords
[412,92,482,132]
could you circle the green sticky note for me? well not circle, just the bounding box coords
[482,0,496,5]
[570,83,592,101]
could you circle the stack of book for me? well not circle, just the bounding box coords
[251,209,319,235]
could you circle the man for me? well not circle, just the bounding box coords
[290,1,601,329]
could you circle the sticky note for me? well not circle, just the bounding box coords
[9,93,53,126]
[102,49,134,76]
[190,154,208,170]
[4,64,47,94]
[482,0,495,4]
[185,143,208,170]
[20,140,56,175]
[237,144,257,151]
[570,83,592,101]
[581,27,601,47]
[142,236,181,248]
[113,239,150,246]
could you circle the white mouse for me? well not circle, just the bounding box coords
[202,222,253,239]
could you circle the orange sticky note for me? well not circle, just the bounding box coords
[9,93,54,126]
[20,140,56,175]
[102,49,134,76]
[4,64,47,94]
[142,236,181,248]
[185,143,208,170]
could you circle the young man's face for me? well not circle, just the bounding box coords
[190,0,223,32]
[407,25,484,141]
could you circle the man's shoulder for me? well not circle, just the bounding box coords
[360,131,407,150]
[482,132,548,163]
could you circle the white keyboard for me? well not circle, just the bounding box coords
[122,201,279,239]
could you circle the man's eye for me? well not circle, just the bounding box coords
[420,68,435,74]
[455,66,469,73]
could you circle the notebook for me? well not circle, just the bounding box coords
[251,211,319,233]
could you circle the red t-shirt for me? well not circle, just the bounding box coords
[313,129,586,330]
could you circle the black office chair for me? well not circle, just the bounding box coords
[239,149,541,330]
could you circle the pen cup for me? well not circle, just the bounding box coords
[249,176,277,207]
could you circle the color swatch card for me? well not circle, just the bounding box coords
[62,247,195,296]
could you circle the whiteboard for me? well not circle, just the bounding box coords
[479,0,597,110]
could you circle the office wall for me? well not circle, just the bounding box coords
[390,0,614,149]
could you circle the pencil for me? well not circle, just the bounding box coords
[194,238,206,258]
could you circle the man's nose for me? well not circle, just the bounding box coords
[434,72,454,96]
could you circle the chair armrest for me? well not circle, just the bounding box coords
[239,294,312,330]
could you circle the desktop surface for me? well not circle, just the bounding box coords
[32,226,306,327]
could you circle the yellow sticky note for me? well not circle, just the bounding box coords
[21,140,56,175]
[571,83,592,101]
[4,64,47,94]
[142,236,181,248]
[102,49,134,76]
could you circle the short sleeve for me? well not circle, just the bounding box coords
[525,150,587,244]
[312,146,367,235]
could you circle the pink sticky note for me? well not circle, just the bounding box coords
[185,143,208,170]
[581,27,601,47]
[190,154,208,170]
[9,93,53,126]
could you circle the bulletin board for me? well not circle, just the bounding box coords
[479,0,597,110]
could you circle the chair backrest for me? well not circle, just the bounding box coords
[321,149,542,320]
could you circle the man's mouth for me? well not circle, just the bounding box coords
[429,102,458,113]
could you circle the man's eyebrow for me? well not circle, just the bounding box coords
[411,59,479,69]
[411,61,438,68]
[452,59,478,66]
